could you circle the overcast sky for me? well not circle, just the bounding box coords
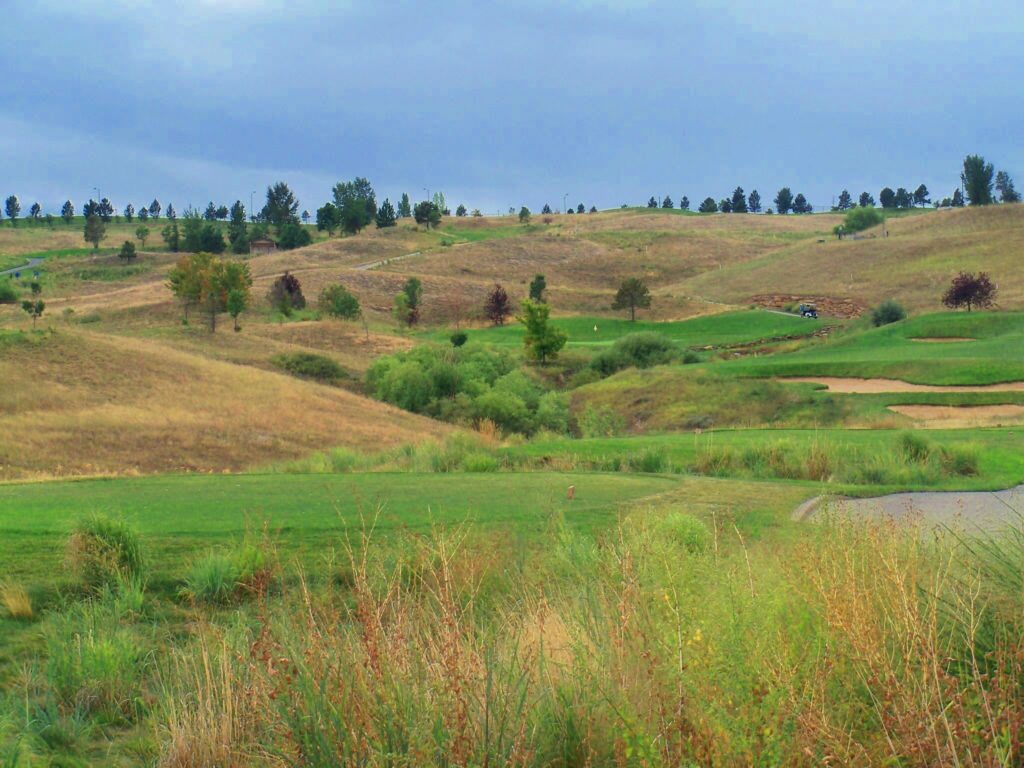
[2,0,1021,216]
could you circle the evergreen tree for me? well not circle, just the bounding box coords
[647,196,658,208]
[216,205,229,220]
[774,187,793,214]
[913,184,930,207]
[996,171,1021,203]
[5,195,21,226]
[138,205,149,221]
[61,200,74,224]
[518,206,531,224]
[98,198,114,222]
[518,299,567,365]
[542,203,552,214]
[166,203,177,220]
[301,210,310,224]
[698,197,718,213]
[719,198,733,213]
[135,225,150,248]
[162,221,180,252]
[529,274,546,302]
[792,193,811,213]
[612,277,652,321]
[375,198,398,228]
[118,240,136,261]
[29,202,41,221]
[680,196,690,211]
[228,201,248,254]
[414,200,442,228]
[204,202,218,221]
[748,190,761,212]
[662,196,673,208]
[589,206,598,213]
[859,191,875,207]
[577,203,585,213]
[124,203,135,222]
[398,193,412,218]
[731,186,747,213]
[951,188,965,207]
[83,215,106,249]
[456,204,467,216]
[149,199,161,219]
[836,190,852,211]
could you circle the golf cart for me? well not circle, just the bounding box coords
[798,303,818,319]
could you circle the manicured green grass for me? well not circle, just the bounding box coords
[421,309,825,348]
[0,472,677,584]
[722,311,1024,384]
[438,223,545,243]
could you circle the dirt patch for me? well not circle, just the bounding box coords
[780,377,1024,393]
[749,294,867,318]
[909,337,976,343]
[888,404,1024,428]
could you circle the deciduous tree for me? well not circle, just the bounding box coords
[962,155,994,206]
[118,241,136,261]
[996,171,1020,203]
[135,225,150,248]
[124,203,134,222]
[414,200,442,229]
[942,272,996,311]
[268,271,306,315]
[859,191,874,207]
[680,196,690,211]
[518,206,531,224]
[913,184,930,207]
[319,283,361,320]
[529,273,546,302]
[333,177,377,233]
[84,215,106,249]
[484,283,512,325]
[29,202,41,221]
[61,200,74,224]
[228,201,248,253]
[5,195,20,226]
[21,299,44,328]
[264,182,299,226]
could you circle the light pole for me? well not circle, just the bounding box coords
[563,193,568,214]
[250,191,256,223]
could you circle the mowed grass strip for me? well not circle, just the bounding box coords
[0,472,677,583]
[420,309,824,348]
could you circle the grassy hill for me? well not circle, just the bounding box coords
[0,329,445,479]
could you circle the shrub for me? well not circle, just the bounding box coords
[590,332,677,375]
[65,515,144,592]
[871,299,907,326]
[578,405,625,438]
[0,280,18,304]
[838,205,883,234]
[319,283,360,320]
[450,330,468,347]
[267,271,305,314]
[653,512,711,554]
[271,352,345,382]
[681,350,700,364]
[627,447,668,473]
[276,221,312,250]
[463,452,499,472]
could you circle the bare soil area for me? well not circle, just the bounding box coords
[781,377,1024,393]
[888,404,1024,428]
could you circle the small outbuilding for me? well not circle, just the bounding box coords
[249,239,277,256]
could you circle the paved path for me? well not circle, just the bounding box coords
[0,257,43,277]
[796,485,1024,531]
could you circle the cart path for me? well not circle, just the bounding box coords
[795,485,1024,531]
[0,257,43,277]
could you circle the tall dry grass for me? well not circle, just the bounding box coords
[155,511,1024,766]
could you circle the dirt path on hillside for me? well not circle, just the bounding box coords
[781,377,1024,393]
[795,485,1024,531]
[909,337,975,343]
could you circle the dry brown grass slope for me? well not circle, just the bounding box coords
[0,329,446,480]
[687,205,1024,311]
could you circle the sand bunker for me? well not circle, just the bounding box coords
[909,337,976,343]
[781,377,1024,393]
[889,404,1024,428]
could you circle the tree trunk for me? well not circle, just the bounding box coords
[630,305,636,322]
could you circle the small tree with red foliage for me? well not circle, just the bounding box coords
[484,284,512,326]
[942,272,997,312]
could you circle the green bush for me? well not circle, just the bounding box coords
[590,332,677,375]
[450,330,468,347]
[0,280,18,304]
[940,445,979,476]
[65,516,144,592]
[319,283,361,320]
[578,405,625,438]
[653,512,711,554]
[838,205,884,235]
[871,299,907,326]
[463,452,500,472]
[272,352,346,382]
